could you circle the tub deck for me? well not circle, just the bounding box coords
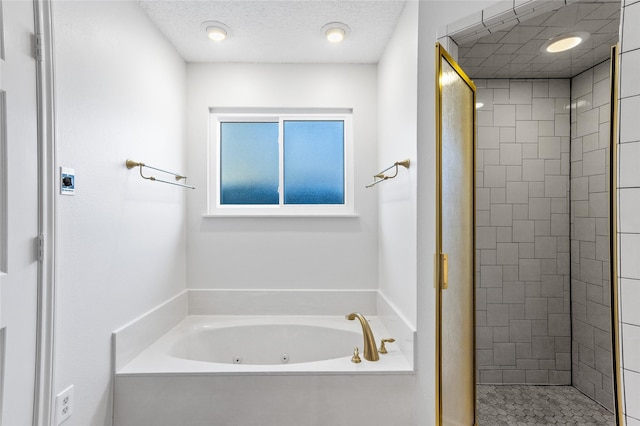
[117,315,413,376]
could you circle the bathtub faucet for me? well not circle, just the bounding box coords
[345,312,379,361]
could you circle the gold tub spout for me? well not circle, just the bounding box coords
[345,313,379,361]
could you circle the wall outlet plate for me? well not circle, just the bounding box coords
[60,167,75,195]
[55,385,74,425]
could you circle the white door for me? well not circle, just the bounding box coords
[0,0,40,424]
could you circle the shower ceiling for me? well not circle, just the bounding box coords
[137,0,405,63]
[455,0,620,79]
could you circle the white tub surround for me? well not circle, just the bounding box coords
[112,289,416,425]
[117,315,412,375]
[112,291,188,371]
[114,315,414,426]
[113,289,415,372]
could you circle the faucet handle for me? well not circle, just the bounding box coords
[378,338,396,354]
[351,347,362,363]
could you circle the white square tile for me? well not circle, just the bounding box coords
[598,123,609,149]
[516,121,538,143]
[582,149,606,176]
[620,95,640,143]
[529,197,550,220]
[523,159,545,181]
[571,177,589,201]
[494,104,516,127]
[500,127,516,143]
[623,324,640,372]
[522,143,538,159]
[477,227,497,249]
[485,149,500,166]
[619,142,640,188]
[582,133,599,152]
[484,165,506,188]
[532,81,549,98]
[621,267,639,311]
[477,188,490,210]
[506,181,528,204]
[544,175,567,198]
[621,233,640,280]
[620,188,640,233]
[555,114,570,137]
[549,79,570,98]
[539,137,561,159]
[624,369,640,419]
[491,188,506,204]
[516,104,531,121]
[571,138,583,161]
[593,60,611,84]
[479,126,500,149]
[478,110,494,127]
[500,144,522,166]
[589,192,608,218]
[539,121,555,137]
[510,81,532,105]
[625,416,640,426]
[532,98,555,121]
[577,109,600,137]
[592,78,610,109]
[494,88,510,104]
[572,67,593,99]
[477,88,494,111]
[622,2,640,53]
[491,204,512,227]
[488,80,509,89]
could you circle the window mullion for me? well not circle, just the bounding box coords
[278,118,284,206]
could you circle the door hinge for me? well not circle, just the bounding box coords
[34,33,44,62]
[440,253,448,290]
[38,234,45,262]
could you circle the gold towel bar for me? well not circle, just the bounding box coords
[125,159,195,190]
[365,159,410,188]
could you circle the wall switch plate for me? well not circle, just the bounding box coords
[55,385,74,425]
[60,167,75,195]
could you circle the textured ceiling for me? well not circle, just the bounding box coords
[456,0,621,79]
[138,1,406,63]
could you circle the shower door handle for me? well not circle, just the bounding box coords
[440,253,448,290]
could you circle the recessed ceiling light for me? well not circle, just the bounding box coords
[201,21,230,42]
[540,32,590,53]
[321,23,350,43]
[207,27,227,41]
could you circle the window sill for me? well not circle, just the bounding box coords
[202,212,360,218]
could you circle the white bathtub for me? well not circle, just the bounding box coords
[114,313,416,425]
[117,315,412,375]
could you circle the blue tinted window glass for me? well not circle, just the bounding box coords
[220,122,279,205]
[283,121,344,204]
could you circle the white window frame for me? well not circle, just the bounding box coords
[206,108,355,217]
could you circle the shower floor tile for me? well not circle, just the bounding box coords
[477,385,615,425]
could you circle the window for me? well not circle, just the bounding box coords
[208,109,354,216]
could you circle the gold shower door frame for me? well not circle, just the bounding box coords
[435,42,477,426]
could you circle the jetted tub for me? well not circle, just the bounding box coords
[114,315,415,425]
[117,315,412,374]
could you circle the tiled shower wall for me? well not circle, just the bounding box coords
[618,1,640,423]
[475,79,572,385]
[569,60,614,412]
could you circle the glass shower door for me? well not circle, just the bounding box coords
[435,43,477,426]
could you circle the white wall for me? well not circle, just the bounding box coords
[377,1,418,327]
[53,1,187,424]
[617,1,640,423]
[186,63,378,291]
[415,1,496,424]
